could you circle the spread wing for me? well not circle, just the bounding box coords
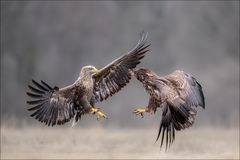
[26,80,76,126]
[164,70,205,108]
[93,31,150,102]
[156,71,205,150]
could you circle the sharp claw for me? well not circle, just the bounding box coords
[90,107,108,120]
[133,109,140,113]
[133,108,146,118]
[95,110,107,120]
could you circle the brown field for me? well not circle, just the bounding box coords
[1,125,239,159]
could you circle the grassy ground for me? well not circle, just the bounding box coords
[1,125,239,159]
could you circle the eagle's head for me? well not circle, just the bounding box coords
[80,65,99,78]
[134,68,157,82]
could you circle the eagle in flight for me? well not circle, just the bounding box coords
[26,32,150,127]
[133,68,205,150]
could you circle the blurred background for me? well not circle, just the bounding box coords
[1,1,239,159]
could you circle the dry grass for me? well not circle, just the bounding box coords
[1,125,239,159]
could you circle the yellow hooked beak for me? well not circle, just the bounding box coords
[92,67,99,74]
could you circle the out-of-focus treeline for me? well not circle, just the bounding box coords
[1,1,239,128]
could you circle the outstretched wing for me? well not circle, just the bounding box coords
[156,98,197,150]
[156,71,205,150]
[93,31,150,102]
[26,80,76,126]
[164,70,205,108]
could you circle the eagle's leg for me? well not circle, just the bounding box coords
[90,107,108,120]
[81,97,107,120]
[90,107,98,114]
[133,108,149,118]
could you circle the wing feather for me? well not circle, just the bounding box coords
[93,31,150,102]
[26,80,76,126]
[164,70,205,109]
[156,71,204,150]
[41,80,53,90]
[32,80,49,92]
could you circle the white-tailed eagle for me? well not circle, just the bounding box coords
[26,32,150,127]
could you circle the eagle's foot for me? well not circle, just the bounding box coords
[96,110,108,120]
[133,108,146,118]
[90,107,99,114]
[90,107,107,120]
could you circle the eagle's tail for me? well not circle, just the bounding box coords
[156,100,197,150]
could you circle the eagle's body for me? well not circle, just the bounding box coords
[133,68,205,150]
[27,32,150,126]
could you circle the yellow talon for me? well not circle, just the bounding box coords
[90,107,98,114]
[96,111,108,120]
[133,108,146,118]
[90,107,107,120]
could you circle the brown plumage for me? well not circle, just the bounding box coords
[26,32,150,127]
[133,68,205,150]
